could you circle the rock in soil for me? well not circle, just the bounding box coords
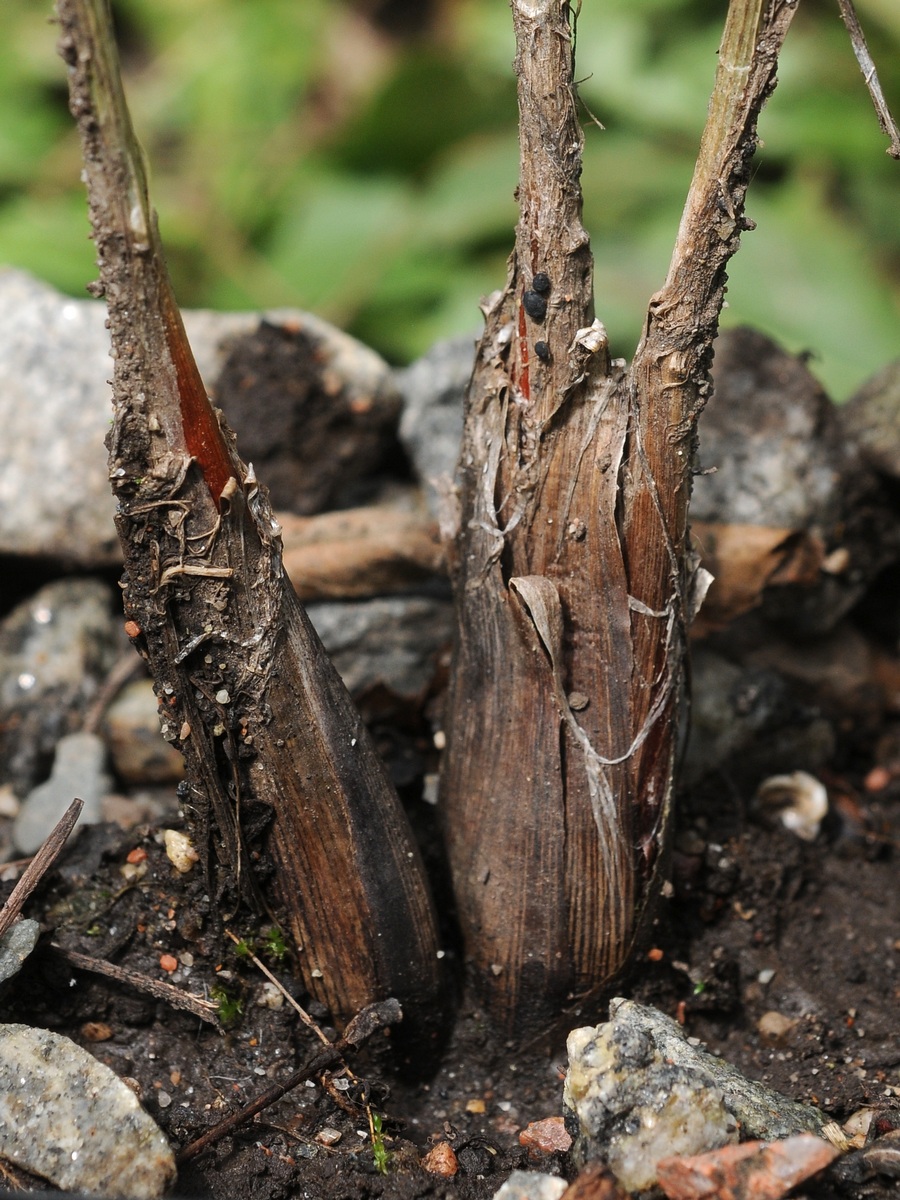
[0,578,121,798]
[564,998,826,1191]
[492,1169,567,1200]
[102,679,184,786]
[0,268,405,566]
[692,326,897,636]
[307,594,453,699]
[213,319,403,515]
[0,268,119,564]
[0,1022,175,1198]
[842,358,900,481]
[0,919,39,984]
[395,333,474,512]
[12,730,109,854]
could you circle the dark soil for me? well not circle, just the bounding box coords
[2,738,898,1200]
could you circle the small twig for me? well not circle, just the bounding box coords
[177,1041,348,1165]
[49,943,221,1025]
[224,928,330,1046]
[835,0,900,159]
[0,798,83,940]
[224,929,379,1136]
[176,999,401,1164]
[82,651,145,735]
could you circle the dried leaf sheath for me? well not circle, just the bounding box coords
[57,0,443,1042]
[441,0,796,1036]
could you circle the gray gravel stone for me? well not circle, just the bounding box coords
[841,358,900,480]
[395,334,475,511]
[564,998,826,1192]
[0,920,40,985]
[0,578,120,797]
[684,646,835,788]
[12,731,110,855]
[0,1023,175,1198]
[694,327,896,634]
[491,1170,567,1200]
[0,268,401,564]
[0,268,118,563]
[307,595,453,698]
[694,328,854,530]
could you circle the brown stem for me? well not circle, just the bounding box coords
[56,0,444,1054]
[835,0,900,159]
[441,0,798,1037]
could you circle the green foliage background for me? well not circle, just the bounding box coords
[2,0,897,398]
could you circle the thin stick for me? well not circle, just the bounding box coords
[225,928,331,1046]
[82,652,144,735]
[50,943,221,1025]
[176,998,401,1164]
[836,0,900,159]
[0,798,83,940]
[177,1040,348,1164]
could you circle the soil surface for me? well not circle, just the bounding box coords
[1,733,898,1200]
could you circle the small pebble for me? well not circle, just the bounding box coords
[422,1141,459,1177]
[120,860,148,883]
[0,785,20,818]
[864,765,891,792]
[13,731,108,855]
[80,1022,113,1043]
[315,1127,342,1147]
[159,954,178,974]
[0,920,40,984]
[164,828,199,873]
[492,1170,567,1200]
[519,1116,573,1155]
[757,1011,797,1041]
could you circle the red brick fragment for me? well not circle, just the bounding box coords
[519,1116,573,1155]
[656,1134,839,1200]
[560,1161,629,1200]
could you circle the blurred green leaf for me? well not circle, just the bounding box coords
[0,0,895,402]
[722,173,900,399]
[264,171,413,321]
[0,193,96,297]
[331,50,514,177]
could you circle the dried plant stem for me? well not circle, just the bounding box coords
[56,0,443,1051]
[835,0,900,158]
[440,0,797,1036]
[0,798,83,939]
[50,943,221,1024]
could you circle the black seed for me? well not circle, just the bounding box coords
[522,290,547,321]
[532,272,551,294]
[534,340,550,361]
